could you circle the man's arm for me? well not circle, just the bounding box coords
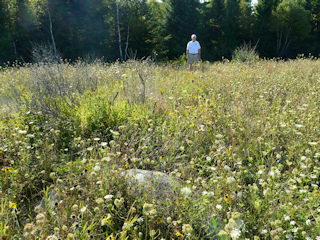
[198,48,201,60]
[186,49,189,59]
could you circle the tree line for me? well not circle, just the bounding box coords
[1,0,320,63]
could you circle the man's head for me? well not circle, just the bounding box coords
[191,34,197,42]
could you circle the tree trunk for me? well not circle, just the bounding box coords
[13,41,17,56]
[48,11,58,65]
[125,24,130,61]
[116,1,123,62]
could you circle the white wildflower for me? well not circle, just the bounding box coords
[181,187,192,197]
[216,204,223,210]
[93,165,101,172]
[230,228,241,239]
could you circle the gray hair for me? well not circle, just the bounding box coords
[191,34,197,39]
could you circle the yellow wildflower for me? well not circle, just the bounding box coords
[224,194,230,202]
[156,217,162,224]
[106,236,115,240]
[104,217,112,224]
[4,167,12,173]
[176,231,183,237]
[9,202,17,209]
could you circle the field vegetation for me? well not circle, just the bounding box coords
[1,57,320,239]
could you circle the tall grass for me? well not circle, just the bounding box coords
[0,57,320,239]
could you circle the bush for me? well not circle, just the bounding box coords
[232,42,259,62]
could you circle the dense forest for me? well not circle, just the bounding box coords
[1,0,320,63]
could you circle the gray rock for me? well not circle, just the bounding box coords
[36,189,59,211]
[122,169,181,200]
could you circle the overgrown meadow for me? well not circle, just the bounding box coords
[0,58,320,239]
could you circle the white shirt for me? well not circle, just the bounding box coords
[187,41,201,54]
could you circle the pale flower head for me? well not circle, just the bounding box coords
[182,224,193,234]
[230,228,241,239]
[181,187,192,197]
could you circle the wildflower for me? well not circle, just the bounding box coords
[102,156,111,162]
[110,130,120,136]
[261,229,268,234]
[175,231,183,237]
[106,236,115,240]
[308,142,317,145]
[80,206,87,214]
[101,215,112,226]
[216,134,223,139]
[4,167,12,173]
[207,191,214,197]
[96,198,104,204]
[284,215,290,221]
[306,219,311,226]
[216,204,223,210]
[157,217,163,224]
[49,172,56,179]
[23,223,35,233]
[137,217,144,223]
[230,228,241,239]
[104,215,112,224]
[167,217,172,223]
[224,194,230,202]
[181,187,192,196]
[94,207,100,214]
[290,221,296,226]
[149,208,157,217]
[94,137,100,141]
[36,213,46,224]
[9,202,17,209]
[104,195,113,202]
[114,197,124,208]
[182,224,193,234]
[101,142,108,147]
[66,233,74,240]
[143,203,154,215]
[46,235,58,240]
[150,229,156,237]
[93,165,101,172]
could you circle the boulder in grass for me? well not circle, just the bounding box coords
[122,169,181,200]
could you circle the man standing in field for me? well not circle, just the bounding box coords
[186,34,201,71]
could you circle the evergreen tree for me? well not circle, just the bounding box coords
[0,1,12,62]
[201,0,225,60]
[305,0,320,55]
[254,0,279,57]
[165,0,201,59]
[223,0,241,57]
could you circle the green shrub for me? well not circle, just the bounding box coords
[232,42,259,62]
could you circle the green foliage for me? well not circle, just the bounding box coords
[272,0,312,56]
